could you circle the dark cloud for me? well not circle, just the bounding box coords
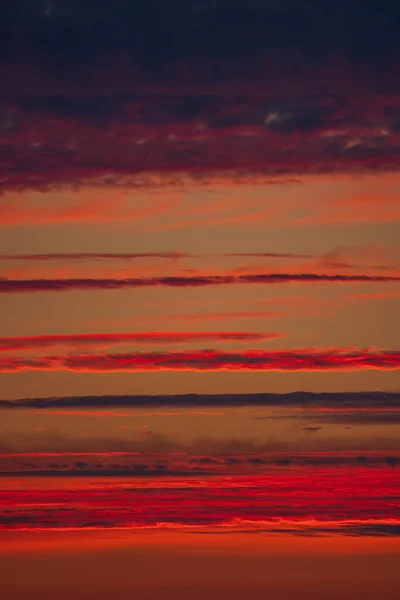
[304,412,400,426]
[263,100,323,133]
[3,453,400,473]
[1,2,400,84]
[2,391,400,410]
[254,409,400,427]
[1,5,400,192]
[1,93,400,193]
[1,272,400,293]
[328,523,400,537]
[385,456,400,468]
[191,523,400,537]
[246,457,265,464]
[5,455,396,476]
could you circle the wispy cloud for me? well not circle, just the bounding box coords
[0,252,187,261]
[0,331,280,352]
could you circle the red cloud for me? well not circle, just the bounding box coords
[1,467,399,532]
[0,331,280,352]
[1,348,400,372]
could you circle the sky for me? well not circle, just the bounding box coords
[1,1,400,598]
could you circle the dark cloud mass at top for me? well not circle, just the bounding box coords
[1,2,400,191]
[1,1,400,82]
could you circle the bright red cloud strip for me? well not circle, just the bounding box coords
[1,469,399,532]
[1,272,400,293]
[1,348,400,372]
[0,331,279,352]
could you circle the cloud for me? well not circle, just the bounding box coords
[0,252,188,261]
[1,271,400,293]
[0,347,400,373]
[302,427,322,433]
[2,126,400,196]
[1,464,399,532]
[2,391,400,410]
[0,331,280,352]
[2,4,399,224]
[2,3,400,78]
[0,250,353,262]
[3,247,391,281]
[293,410,400,426]
[2,452,399,475]
[2,89,400,194]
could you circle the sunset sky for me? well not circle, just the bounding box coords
[1,2,400,598]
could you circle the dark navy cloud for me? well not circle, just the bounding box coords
[2,391,400,409]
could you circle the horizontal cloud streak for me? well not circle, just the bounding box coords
[2,452,399,474]
[0,252,187,261]
[2,391,399,410]
[0,331,279,352]
[0,348,400,372]
[1,272,400,293]
[0,251,338,262]
[302,411,400,426]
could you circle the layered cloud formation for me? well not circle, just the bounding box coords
[2,94,400,193]
[1,468,399,534]
[2,1,400,549]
